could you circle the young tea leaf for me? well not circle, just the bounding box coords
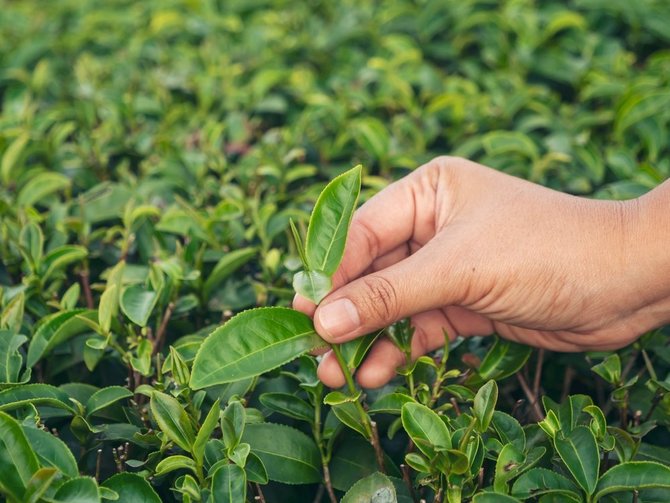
[401,402,451,458]
[150,392,195,453]
[190,307,326,389]
[120,284,158,327]
[473,380,498,432]
[211,464,247,503]
[305,164,362,275]
[292,270,332,304]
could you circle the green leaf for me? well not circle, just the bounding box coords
[42,246,88,282]
[482,131,539,161]
[22,425,79,478]
[0,330,28,385]
[120,285,158,327]
[473,380,498,432]
[99,284,118,335]
[193,399,220,466]
[244,452,268,484]
[472,338,532,382]
[340,332,380,371]
[594,461,670,501]
[0,384,76,414]
[351,118,390,159]
[259,392,314,422]
[1,292,26,334]
[584,405,607,441]
[86,386,133,418]
[1,132,30,185]
[155,455,197,476]
[591,354,621,385]
[210,464,246,503]
[229,442,250,467]
[19,222,43,268]
[554,426,599,496]
[292,270,332,304]
[0,411,39,501]
[331,401,370,438]
[150,391,195,452]
[23,467,59,503]
[330,437,401,492]
[472,493,522,502]
[341,472,397,503]
[130,339,152,377]
[203,247,257,299]
[511,467,580,499]
[401,402,451,458]
[102,473,161,503]
[52,476,100,503]
[305,165,362,275]
[190,307,326,388]
[17,172,71,207]
[324,390,361,405]
[368,393,416,415]
[491,411,525,452]
[615,91,670,137]
[241,423,321,484]
[61,283,81,310]
[404,452,432,473]
[494,443,525,493]
[26,309,96,367]
[221,400,245,451]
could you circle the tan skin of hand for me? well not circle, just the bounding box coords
[294,156,670,389]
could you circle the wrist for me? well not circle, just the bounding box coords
[625,180,670,330]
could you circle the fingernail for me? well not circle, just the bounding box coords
[317,299,360,340]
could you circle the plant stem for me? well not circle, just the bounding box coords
[153,301,175,355]
[516,372,544,421]
[533,349,544,398]
[80,269,94,309]
[313,394,337,503]
[330,344,358,397]
[641,349,658,380]
[330,344,386,472]
[458,417,477,452]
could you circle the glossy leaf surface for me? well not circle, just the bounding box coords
[190,307,325,388]
[594,461,670,501]
[150,392,195,452]
[211,464,247,503]
[102,473,161,503]
[241,423,321,484]
[555,426,599,496]
[0,411,39,501]
[401,402,451,457]
[305,165,362,275]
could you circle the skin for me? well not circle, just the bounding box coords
[293,156,670,389]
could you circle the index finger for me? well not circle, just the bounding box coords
[331,162,439,289]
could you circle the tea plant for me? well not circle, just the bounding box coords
[1,0,670,501]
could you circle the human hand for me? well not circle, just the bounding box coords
[294,156,670,388]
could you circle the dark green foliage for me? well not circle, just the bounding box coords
[1,0,669,501]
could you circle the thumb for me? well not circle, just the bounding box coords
[313,242,456,343]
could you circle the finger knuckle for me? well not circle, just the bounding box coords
[358,275,400,323]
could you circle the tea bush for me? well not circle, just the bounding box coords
[1,0,670,501]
